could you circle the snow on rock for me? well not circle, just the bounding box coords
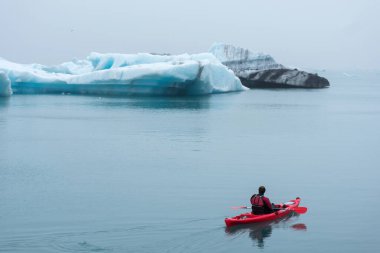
[0,53,246,96]
[209,43,283,78]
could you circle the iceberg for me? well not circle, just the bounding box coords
[0,52,246,96]
[0,71,12,96]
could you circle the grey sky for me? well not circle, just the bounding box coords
[1,0,379,69]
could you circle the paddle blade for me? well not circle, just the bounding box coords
[231,206,249,210]
[293,207,307,214]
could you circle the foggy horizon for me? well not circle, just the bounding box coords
[1,0,379,70]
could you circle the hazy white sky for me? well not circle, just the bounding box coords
[1,0,379,69]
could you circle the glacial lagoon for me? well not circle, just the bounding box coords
[1,71,379,252]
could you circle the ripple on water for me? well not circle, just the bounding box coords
[51,240,112,253]
[0,215,304,252]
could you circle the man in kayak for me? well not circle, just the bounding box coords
[250,186,273,215]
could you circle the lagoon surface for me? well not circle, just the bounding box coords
[1,71,379,252]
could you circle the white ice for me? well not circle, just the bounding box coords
[0,71,12,96]
[0,52,246,96]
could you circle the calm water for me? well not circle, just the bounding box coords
[1,71,380,252]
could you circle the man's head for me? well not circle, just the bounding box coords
[258,186,266,195]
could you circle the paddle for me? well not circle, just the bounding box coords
[231,206,250,210]
[231,206,307,214]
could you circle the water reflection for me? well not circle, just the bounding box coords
[0,98,10,126]
[90,96,211,110]
[248,222,272,248]
[225,214,307,249]
[0,97,10,109]
[291,223,307,231]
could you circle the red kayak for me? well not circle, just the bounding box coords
[225,198,302,227]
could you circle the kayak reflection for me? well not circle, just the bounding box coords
[225,213,307,248]
[248,222,272,248]
[291,223,307,231]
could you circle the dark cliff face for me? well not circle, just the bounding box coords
[210,43,330,89]
[240,69,330,89]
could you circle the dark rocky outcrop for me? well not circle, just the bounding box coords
[241,68,329,88]
[210,43,330,88]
